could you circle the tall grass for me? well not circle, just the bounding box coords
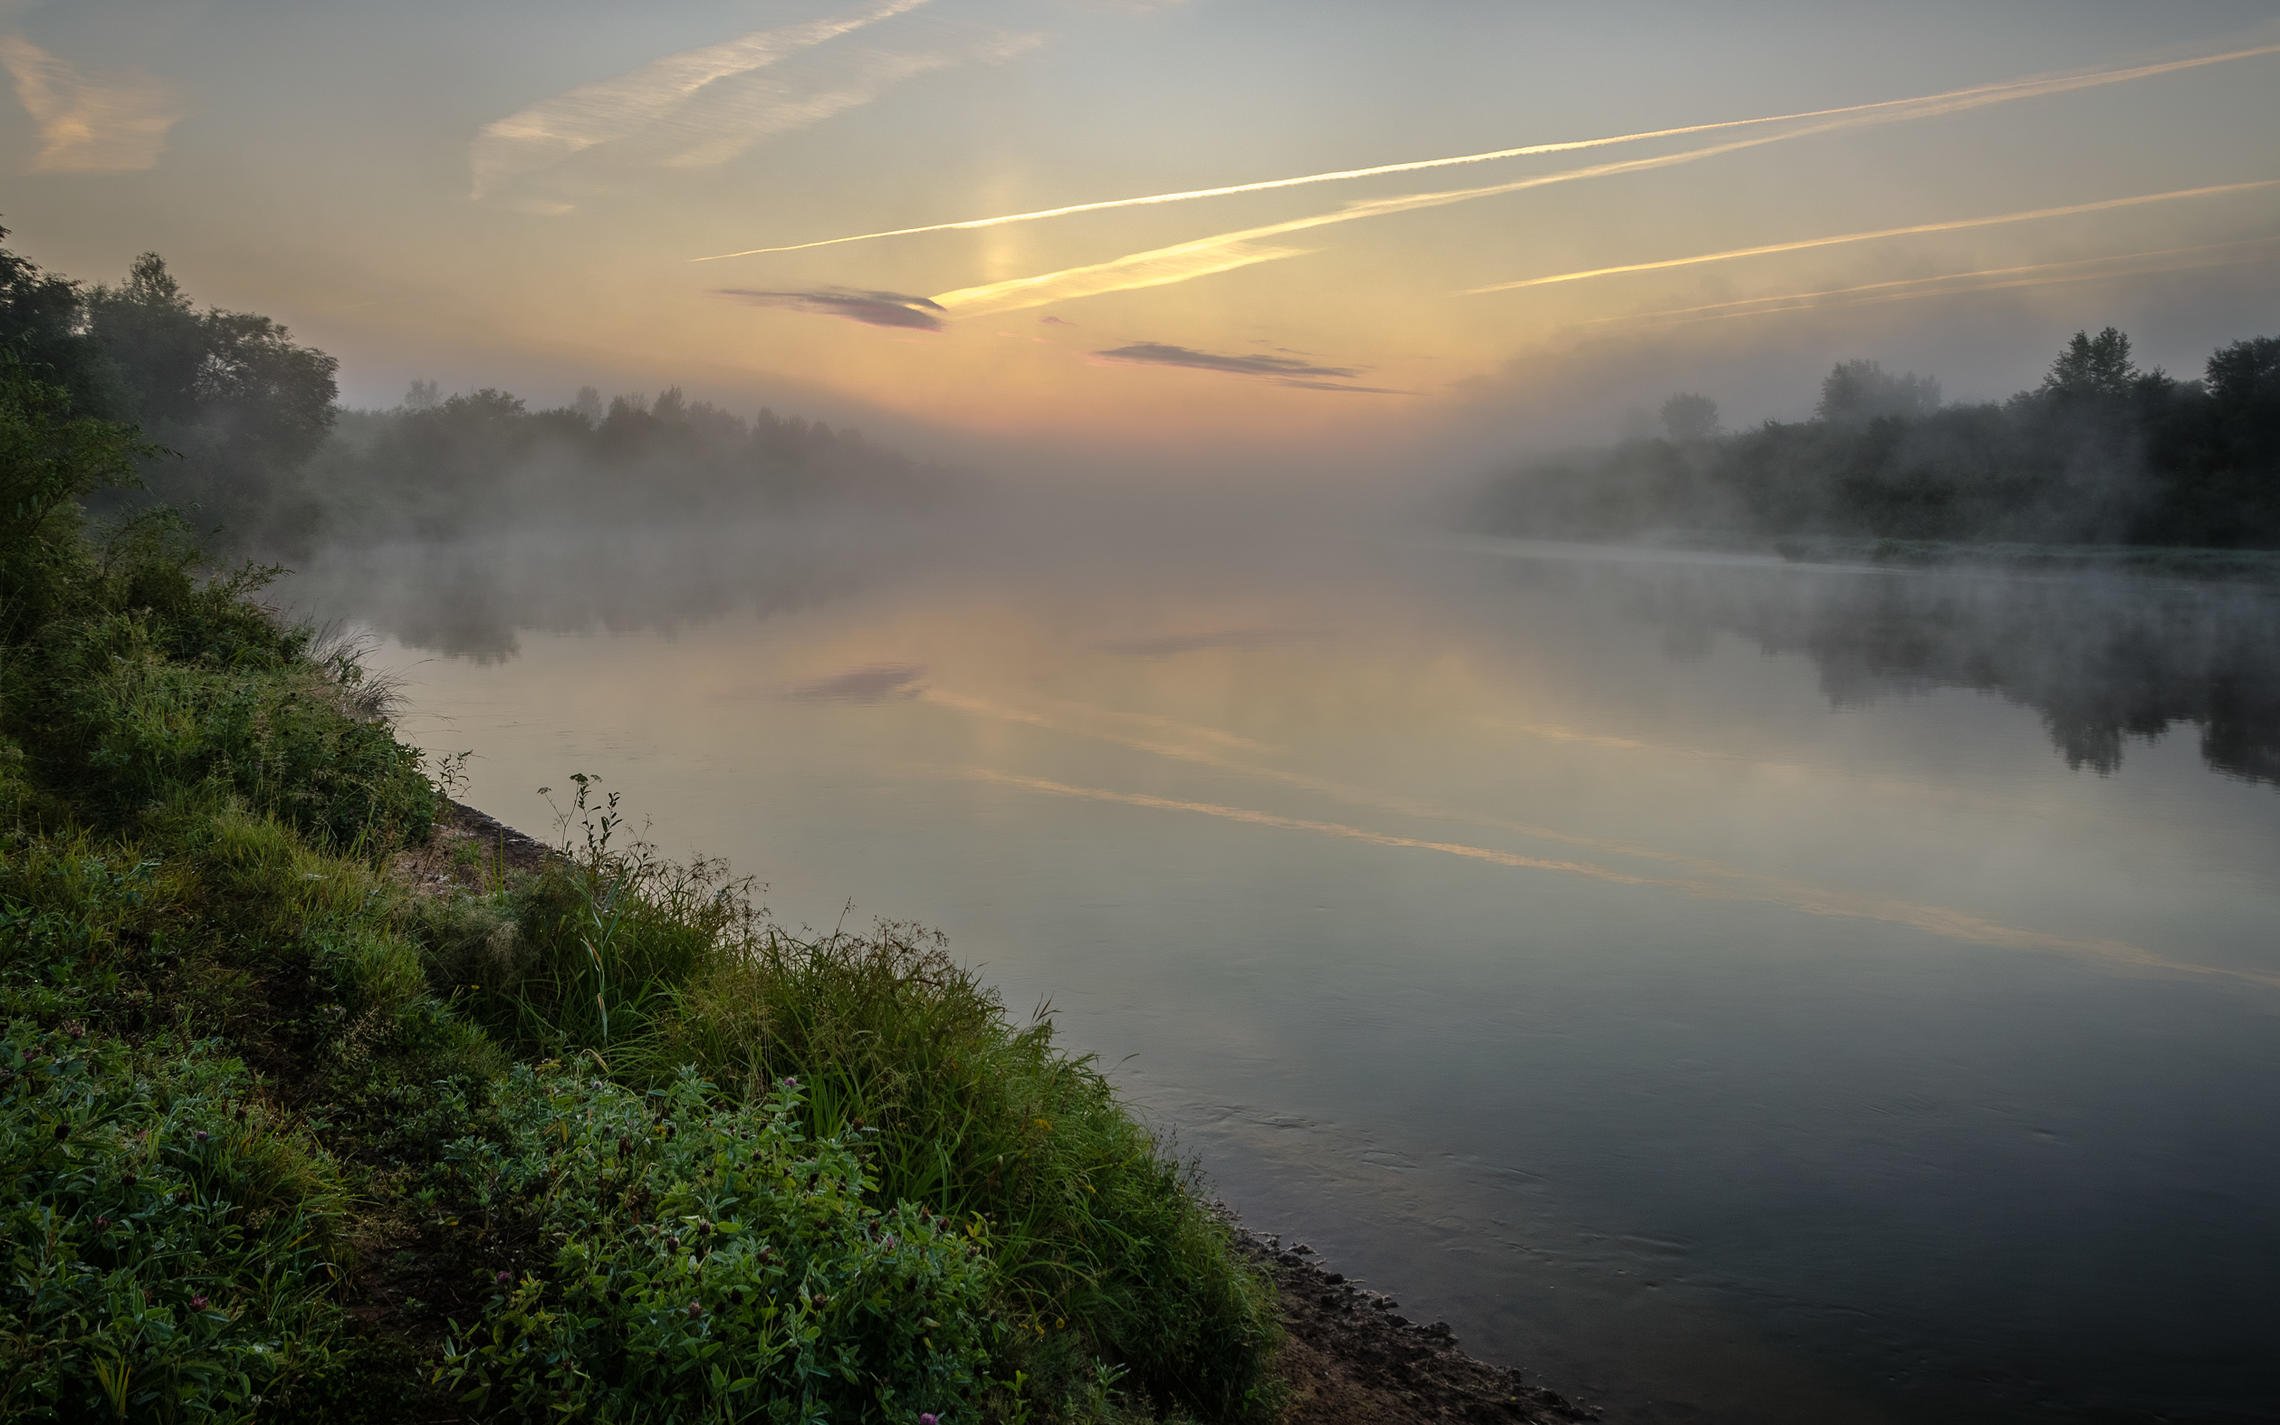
[1,361,1277,1422]
[437,779,1281,1420]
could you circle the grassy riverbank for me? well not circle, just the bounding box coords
[0,362,1278,1421]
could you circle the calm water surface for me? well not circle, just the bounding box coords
[314,528,2280,1425]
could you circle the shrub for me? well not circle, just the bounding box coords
[439,787,1279,1422]
[0,1024,351,1423]
[436,1066,998,1423]
[27,617,434,850]
[672,928,1279,1420]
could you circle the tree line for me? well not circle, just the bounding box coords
[0,223,939,558]
[1472,326,2280,549]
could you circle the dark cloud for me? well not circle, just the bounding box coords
[1275,378,1411,396]
[786,663,927,702]
[1040,314,1076,327]
[1095,628,1316,657]
[1092,340,1411,395]
[1094,341,1362,380]
[717,287,946,331]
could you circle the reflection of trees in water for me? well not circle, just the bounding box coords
[276,522,886,663]
[1618,564,2280,785]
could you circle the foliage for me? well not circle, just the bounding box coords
[1657,392,1720,443]
[0,1024,352,1424]
[436,1066,999,1423]
[434,781,1283,1421]
[0,230,1278,1425]
[302,380,937,547]
[1476,326,2280,549]
[0,228,938,562]
[1816,359,1940,426]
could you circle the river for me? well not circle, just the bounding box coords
[296,519,2280,1425]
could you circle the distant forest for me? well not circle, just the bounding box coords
[0,224,940,558]
[1472,327,2280,549]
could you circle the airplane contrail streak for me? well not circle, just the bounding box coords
[1467,179,2280,295]
[1576,236,2280,327]
[926,118,1914,315]
[953,768,2280,992]
[690,41,2280,263]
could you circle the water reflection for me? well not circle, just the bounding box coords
[1483,546,2280,785]
[311,529,2280,1425]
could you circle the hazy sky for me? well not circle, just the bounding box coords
[4,0,2279,459]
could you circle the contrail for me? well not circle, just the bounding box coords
[1580,235,2280,328]
[928,64,2280,317]
[952,768,2280,991]
[928,119,1915,316]
[690,40,2280,262]
[1467,179,2280,295]
[473,0,933,199]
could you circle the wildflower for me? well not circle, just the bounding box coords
[496,1270,512,1286]
[920,1415,940,1425]
[190,1295,209,1310]
[194,1129,209,1143]
[686,1301,704,1318]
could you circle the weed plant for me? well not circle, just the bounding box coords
[0,357,1277,1422]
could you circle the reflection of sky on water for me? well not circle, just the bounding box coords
[355,540,2280,1424]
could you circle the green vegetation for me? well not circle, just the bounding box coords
[1474,328,2280,549]
[1,229,1275,1422]
[0,228,939,562]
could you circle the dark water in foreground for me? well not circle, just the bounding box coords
[306,530,2280,1424]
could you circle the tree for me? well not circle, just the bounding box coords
[2040,326,2140,401]
[1816,359,1941,425]
[2205,336,2280,418]
[1659,392,1721,442]
[80,253,338,547]
[2201,336,2280,533]
[0,223,104,411]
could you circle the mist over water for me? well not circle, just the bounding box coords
[285,503,2280,1425]
[13,7,2280,1419]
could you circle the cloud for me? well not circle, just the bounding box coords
[1092,340,1409,394]
[0,34,180,173]
[661,33,1040,171]
[691,40,2280,261]
[1580,235,2280,331]
[1274,378,1411,396]
[1094,341,1362,380]
[917,41,2280,318]
[718,285,947,330]
[472,0,964,201]
[1095,627,1316,657]
[1466,178,2280,295]
[786,663,926,701]
[932,235,1315,316]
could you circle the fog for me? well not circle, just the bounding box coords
[14,201,2280,1425]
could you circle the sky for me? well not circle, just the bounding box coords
[4,0,2279,465]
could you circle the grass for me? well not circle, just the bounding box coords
[0,358,1278,1422]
